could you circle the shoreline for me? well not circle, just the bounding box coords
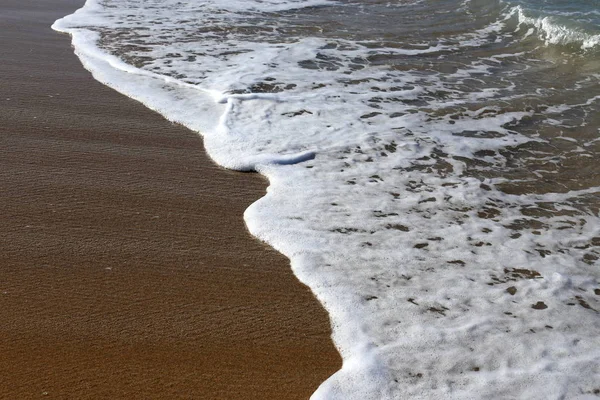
[0,0,341,398]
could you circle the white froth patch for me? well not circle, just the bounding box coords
[54,0,600,399]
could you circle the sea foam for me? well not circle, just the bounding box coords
[54,0,600,398]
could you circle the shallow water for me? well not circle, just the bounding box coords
[54,0,600,398]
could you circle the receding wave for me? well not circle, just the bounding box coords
[53,0,600,399]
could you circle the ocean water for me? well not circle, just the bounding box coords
[53,0,600,398]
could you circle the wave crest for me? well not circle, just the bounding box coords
[509,5,600,50]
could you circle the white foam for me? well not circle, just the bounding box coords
[54,0,600,398]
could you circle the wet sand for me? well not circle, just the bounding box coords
[0,0,341,398]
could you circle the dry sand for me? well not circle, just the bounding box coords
[0,1,341,398]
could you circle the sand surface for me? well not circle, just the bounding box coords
[0,1,341,398]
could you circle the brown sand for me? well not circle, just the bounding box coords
[0,1,341,398]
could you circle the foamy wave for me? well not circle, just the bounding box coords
[510,5,600,50]
[54,0,600,398]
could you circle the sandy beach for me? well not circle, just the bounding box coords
[0,1,340,398]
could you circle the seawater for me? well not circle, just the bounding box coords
[54,0,600,398]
